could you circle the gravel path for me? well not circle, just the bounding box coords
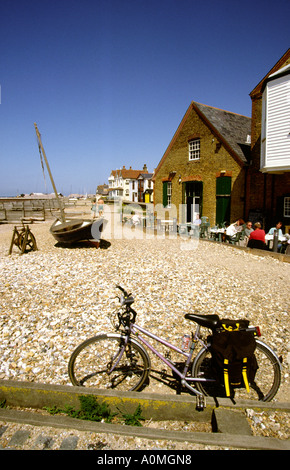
[0,216,289,449]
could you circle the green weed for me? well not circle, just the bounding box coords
[118,404,145,426]
[44,396,145,426]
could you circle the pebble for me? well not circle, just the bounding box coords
[0,217,289,448]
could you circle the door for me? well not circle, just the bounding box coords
[138,179,144,202]
[184,181,203,223]
[186,196,200,223]
[216,176,231,225]
[216,196,230,225]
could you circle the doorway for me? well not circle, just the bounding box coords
[216,176,231,225]
[216,196,231,225]
[183,181,203,223]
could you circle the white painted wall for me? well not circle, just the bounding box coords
[261,66,290,173]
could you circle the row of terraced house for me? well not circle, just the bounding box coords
[106,49,290,232]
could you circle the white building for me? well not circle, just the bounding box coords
[137,172,154,203]
[261,64,290,173]
[108,165,153,202]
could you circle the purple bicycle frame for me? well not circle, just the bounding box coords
[129,322,209,396]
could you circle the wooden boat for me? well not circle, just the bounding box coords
[50,218,105,244]
[34,123,105,245]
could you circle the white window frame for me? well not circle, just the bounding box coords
[284,196,290,217]
[189,139,200,161]
[167,181,172,208]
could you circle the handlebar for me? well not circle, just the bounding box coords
[115,286,136,329]
[116,285,128,295]
[116,285,134,307]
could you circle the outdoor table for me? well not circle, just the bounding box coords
[265,235,286,241]
[265,234,287,250]
[210,228,225,242]
[177,223,200,240]
[158,219,177,233]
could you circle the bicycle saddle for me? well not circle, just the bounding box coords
[184,313,219,330]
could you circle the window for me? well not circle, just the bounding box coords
[189,139,200,161]
[167,182,172,208]
[162,181,172,208]
[284,197,290,217]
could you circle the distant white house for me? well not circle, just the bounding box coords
[108,165,154,202]
[261,64,290,173]
[138,172,154,203]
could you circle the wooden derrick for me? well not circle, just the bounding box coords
[9,224,38,255]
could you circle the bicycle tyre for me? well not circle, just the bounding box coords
[68,333,150,392]
[192,339,281,402]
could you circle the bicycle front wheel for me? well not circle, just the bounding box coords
[192,340,281,402]
[68,333,150,392]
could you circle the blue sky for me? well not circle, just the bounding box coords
[0,0,289,196]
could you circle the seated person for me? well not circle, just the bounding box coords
[247,222,266,249]
[267,221,283,238]
[267,221,284,251]
[243,221,253,246]
[244,221,253,237]
[225,218,245,242]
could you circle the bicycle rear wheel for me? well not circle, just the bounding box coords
[68,333,150,392]
[192,340,281,402]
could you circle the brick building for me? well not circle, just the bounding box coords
[154,49,290,231]
[153,101,251,225]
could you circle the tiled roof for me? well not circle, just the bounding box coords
[110,168,148,179]
[192,102,252,164]
[154,101,252,178]
[139,173,153,179]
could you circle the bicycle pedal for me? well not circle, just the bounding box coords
[196,394,206,411]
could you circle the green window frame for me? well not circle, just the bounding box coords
[162,181,172,208]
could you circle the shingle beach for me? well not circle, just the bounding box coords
[0,215,289,449]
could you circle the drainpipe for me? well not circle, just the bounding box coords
[273,229,278,252]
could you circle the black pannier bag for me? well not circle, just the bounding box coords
[210,319,258,397]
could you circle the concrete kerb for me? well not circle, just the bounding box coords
[1,379,290,419]
[1,380,290,450]
[0,379,212,422]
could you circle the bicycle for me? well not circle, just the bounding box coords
[68,285,282,409]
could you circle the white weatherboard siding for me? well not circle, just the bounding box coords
[261,71,290,173]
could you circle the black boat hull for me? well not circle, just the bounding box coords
[50,218,104,244]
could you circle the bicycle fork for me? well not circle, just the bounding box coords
[107,335,129,375]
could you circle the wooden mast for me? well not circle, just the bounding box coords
[34,123,66,223]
